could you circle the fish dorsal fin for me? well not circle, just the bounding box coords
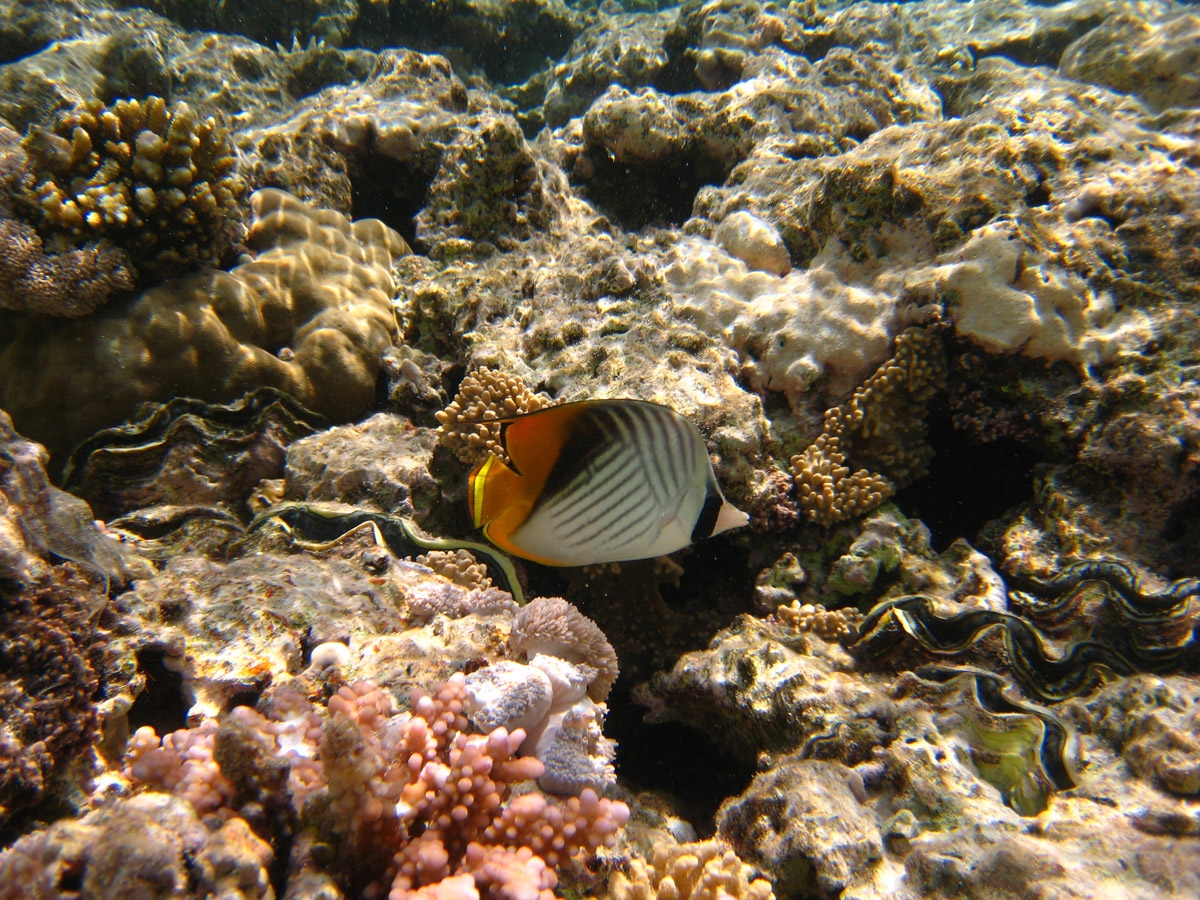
[497,401,601,493]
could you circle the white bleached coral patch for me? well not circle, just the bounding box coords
[665,236,899,404]
[923,223,1155,369]
[464,652,617,796]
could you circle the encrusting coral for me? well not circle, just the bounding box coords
[0,218,134,317]
[790,327,946,526]
[436,366,556,466]
[20,96,245,278]
[117,675,630,900]
[0,188,409,460]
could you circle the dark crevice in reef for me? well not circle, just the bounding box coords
[606,686,757,833]
[127,648,189,737]
[225,687,265,712]
[574,541,759,831]
[577,151,731,231]
[894,401,1046,553]
[349,158,431,248]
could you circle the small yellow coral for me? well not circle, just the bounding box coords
[415,549,493,592]
[775,601,864,642]
[609,840,774,900]
[435,367,555,466]
[790,431,894,527]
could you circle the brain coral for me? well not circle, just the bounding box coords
[0,188,409,460]
[21,96,244,278]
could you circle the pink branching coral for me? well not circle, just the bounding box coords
[122,675,629,900]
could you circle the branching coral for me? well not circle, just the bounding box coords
[122,675,629,899]
[0,125,134,317]
[436,367,556,466]
[21,96,245,277]
[790,327,946,525]
[790,432,894,528]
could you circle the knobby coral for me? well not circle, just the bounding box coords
[608,839,775,900]
[436,367,556,466]
[21,96,244,278]
[120,675,629,899]
[774,602,864,643]
[416,549,494,592]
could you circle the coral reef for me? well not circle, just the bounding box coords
[108,675,627,899]
[0,794,225,900]
[0,188,408,460]
[1060,8,1200,113]
[641,601,1200,898]
[386,0,587,85]
[790,433,894,528]
[21,96,244,278]
[533,10,673,129]
[284,412,441,523]
[1,1,1199,899]
[234,48,568,257]
[664,236,903,408]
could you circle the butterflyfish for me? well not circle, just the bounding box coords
[468,399,749,566]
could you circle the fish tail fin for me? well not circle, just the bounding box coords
[713,501,749,535]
